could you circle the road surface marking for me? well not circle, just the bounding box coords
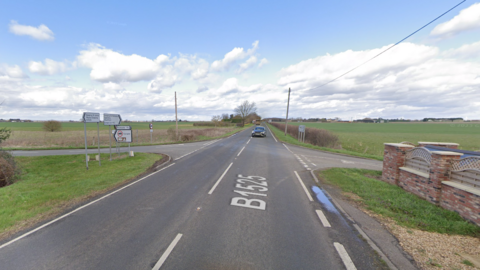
[315,210,331,227]
[0,163,176,251]
[334,242,357,270]
[294,171,313,202]
[208,162,233,194]
[152,233,183,270]
[341,160,355,164]
[237,146,246,157]
[311,163,317,166]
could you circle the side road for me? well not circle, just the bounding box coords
[266,125,418,269]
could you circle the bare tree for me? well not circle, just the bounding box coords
[234,100,257,126]
[211,115,222,127]
[221,113,229,120]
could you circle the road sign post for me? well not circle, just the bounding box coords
[114,126,133,156]
[104,113,122,161]
[83,112,100,170]
[298,125,306,143]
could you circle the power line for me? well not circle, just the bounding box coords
[305,0,466,93]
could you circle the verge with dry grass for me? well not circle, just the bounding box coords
[2,126,244,149]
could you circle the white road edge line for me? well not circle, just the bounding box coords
[334,242,357,270]
[208,162,234,195]
[266,125,278,142]
[237,146,246,157]
[0,163,176,251]
[315,210,331,227]
[152,233,183,270]
[294,171,313,202]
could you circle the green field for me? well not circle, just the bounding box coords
[0,121,202,131]
[285,122,480,156]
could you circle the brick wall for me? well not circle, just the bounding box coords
[383,143,480,226]
[398,170,433,202]
[441,184,480,226]
[382,143,414,185]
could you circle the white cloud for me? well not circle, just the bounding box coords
[9,20,54,41]
[0,64,28,79]
[274,42,480,120]
[443,40,480,59]
[430,3,480,39]
[77,44,160,83]
[211,41,259,72]
[103,82,124,91]
[28,59,73,75]
[258,58,269,68]
[237,56,257,73]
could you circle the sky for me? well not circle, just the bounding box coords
[1,0,480,121]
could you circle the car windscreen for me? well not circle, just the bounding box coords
[254,127,265,131]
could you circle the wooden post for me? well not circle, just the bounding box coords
[175,91,178,140]
[284,88,291,136]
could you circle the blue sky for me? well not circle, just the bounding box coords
[1,0,479,121]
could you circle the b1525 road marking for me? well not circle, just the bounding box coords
[231,174,267,210]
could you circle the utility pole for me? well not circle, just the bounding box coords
[175,91,178,140]
[284,88,291,136]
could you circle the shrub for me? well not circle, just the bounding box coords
[43,120,62,132]
[270,122,339,148]
[0,127,11,143]
[167,127,177,141]
[0,149,20,187]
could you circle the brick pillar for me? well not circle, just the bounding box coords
[382,143,414,185]
[428,151,463,204]
[418,142,459,149]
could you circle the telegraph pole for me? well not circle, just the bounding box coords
[284,88,291,136]
[175,91,178,140]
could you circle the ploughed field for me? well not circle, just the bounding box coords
[285,122,480,157]
[0,122,239,149]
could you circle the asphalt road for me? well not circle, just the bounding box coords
[1,127,386,270]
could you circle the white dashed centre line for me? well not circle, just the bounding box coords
[237,146,246,157]
[152,233,183,270]
[208,162,234,195]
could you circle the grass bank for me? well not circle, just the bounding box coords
[267,124,383,161]
[0,153,162,237]
[317,168,480,236]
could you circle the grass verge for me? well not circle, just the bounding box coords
[267,124,383,161]
[0,152,162,237]
[318,168,480,236]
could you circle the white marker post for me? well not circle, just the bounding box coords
[83,112,100,170]
[104,113,122,161]
[150,123,153,143]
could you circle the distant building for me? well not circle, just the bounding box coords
[9,119,21,122]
